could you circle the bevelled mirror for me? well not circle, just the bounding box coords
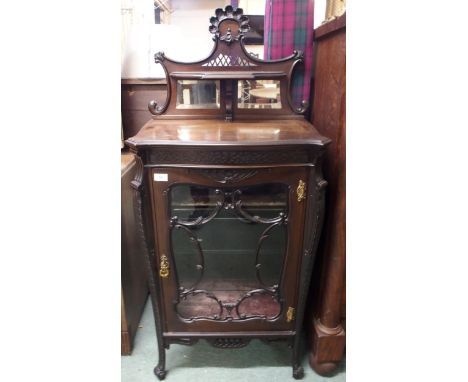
[237,80,281,109]
[176,80,220,109]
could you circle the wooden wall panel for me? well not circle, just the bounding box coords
[121,79,167,139]
[307,13,346,375]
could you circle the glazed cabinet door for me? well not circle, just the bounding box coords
[150,166,310,333]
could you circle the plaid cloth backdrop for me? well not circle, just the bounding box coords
[264,0,314,106]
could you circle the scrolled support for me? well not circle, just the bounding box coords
[287,51,310,115]
[294,100,309,115]
[148,51,171,116]
[148,100,166,116]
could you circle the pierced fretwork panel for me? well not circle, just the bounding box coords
[202,53,257,67]
[170,183,288,322]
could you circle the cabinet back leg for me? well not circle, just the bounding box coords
[292,334,304,379]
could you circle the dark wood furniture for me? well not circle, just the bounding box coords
[125,6,330,380]
[121,153,149,354]
[121,79,167,140]
[307,13,346,375]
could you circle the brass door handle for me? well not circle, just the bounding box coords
[296,179,306,202]
[159,255,170,278]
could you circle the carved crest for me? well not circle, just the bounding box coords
[146,5,309,120]
[209,6,250,44]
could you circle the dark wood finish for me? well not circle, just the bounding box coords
[122,78,167,86]
[313,14,346,40]
[124,6,330,380]
[147,7,308,121]
[151,166,307,335]
[121,290,131,354]
[307,12,346,375]
[121,153,149,355]
[121,79,167,139]
[127,119,330,148]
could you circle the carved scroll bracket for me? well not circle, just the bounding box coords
[287,51,310,115]
[148,52,171,116]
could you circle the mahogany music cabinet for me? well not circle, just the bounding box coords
[125,6,330,380]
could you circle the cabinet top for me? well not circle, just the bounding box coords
[125,119,331,149]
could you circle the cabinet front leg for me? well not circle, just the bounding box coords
[150,281,167,381]
[154,358,167,381]
[292,363,304,379]
[291,335,304,380]
[147,250,167,381]
[131,155,168,381]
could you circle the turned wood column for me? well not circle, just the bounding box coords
[307,13,346,376]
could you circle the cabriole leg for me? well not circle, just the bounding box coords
[131,155,168,380]
[149,286,166,380]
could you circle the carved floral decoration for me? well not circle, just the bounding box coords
[209,5,250,44]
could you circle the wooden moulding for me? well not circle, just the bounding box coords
[314,12,346,41]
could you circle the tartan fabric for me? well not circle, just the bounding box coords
[264,0,314,106]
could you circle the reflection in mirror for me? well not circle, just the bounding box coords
[176,80,220,109]
[237,80,281,109]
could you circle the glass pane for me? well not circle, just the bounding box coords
[170,183,288,321]
[176,80,220,109]
[237,80,281,109]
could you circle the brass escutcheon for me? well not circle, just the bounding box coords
[286,307,295,323]
[159,255,169,278]
[296,179,306,202]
